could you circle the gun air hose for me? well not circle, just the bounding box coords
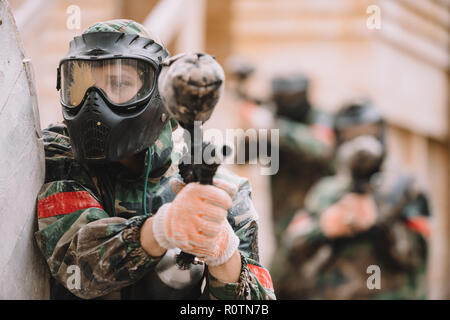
[142,146,152,215]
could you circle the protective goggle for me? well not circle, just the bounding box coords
[338,123,384,142]
[59,58,156,108]
[272,90,307,107]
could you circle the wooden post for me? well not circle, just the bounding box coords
[120,0,159,23]
[204,0,232,65]
[0,0,48,299]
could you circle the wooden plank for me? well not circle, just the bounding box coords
[427,140,450,299]
[205,0,232,64]
[397,0,450,30]
[0,0,48,299]
[369,41,448,140]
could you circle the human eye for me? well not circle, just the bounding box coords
[109,76,131,89]
[115,81,131,89]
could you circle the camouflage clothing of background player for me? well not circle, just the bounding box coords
[269,75,335,241]
[34,19,275,300]
[235,73,335,241]
[274,101,430,299]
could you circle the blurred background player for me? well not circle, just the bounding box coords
[274,100,430,299]
[268,74,335,242]
[234,72,336,242]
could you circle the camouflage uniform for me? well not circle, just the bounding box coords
[83,19,163,43]
[274,168,429,299]
[35,121,275,300]
[271,109,335,241]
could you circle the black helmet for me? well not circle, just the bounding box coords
[334,100,386,191]
[225,55,255,81]
[271,74,311,122]
[56,20,170,163]
[334,99,385,145]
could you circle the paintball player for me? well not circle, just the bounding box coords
[225,55,256,103]
[275,100,430,299]
[239,74,335,241]
[34,19,275,300]
[226,56,266,165]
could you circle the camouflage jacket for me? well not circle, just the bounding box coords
[34,122,275,300]
[274,169,429,299]
[276,108,335,162]
[271,108,335,240]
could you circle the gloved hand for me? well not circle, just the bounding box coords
[320,193,377,238]
[152,182,240,266]
[239,102,275,130]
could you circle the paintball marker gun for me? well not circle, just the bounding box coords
[158,52,226,268]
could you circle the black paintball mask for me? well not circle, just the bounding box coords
[57,32,170,163]
[271,74,312,123]
[334,100,386,192]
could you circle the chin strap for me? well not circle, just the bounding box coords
[142,147,152,215]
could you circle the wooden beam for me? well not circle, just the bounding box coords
[205,0,232,65]
[120,0,159,23]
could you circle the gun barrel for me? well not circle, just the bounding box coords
[157,52,226,269]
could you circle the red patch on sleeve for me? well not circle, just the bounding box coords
[311,124,335,145]
[405,216,430,239]
[38,191,103,219]
[287,212,308,231]
[247,264,274,291]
